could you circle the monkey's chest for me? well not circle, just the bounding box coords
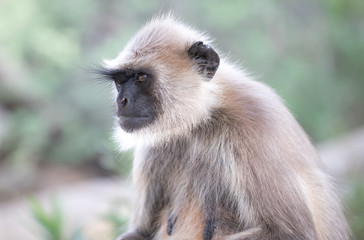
[139,143,242,239]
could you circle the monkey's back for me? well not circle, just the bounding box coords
[213,68,349,239]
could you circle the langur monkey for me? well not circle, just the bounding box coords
[99,15,349,240]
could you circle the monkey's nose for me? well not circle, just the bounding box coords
[118,97,128,108]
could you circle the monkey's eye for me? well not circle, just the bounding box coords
[136,73,147,83]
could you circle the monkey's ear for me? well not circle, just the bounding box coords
[188,41,220,80]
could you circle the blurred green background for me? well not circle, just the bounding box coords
[0,0,363,239]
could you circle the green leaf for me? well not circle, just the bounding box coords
[28,196,63,240]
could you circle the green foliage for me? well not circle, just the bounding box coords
[103,211,129,238]
[1,0,363,167]
[29,197,130,240]
[346,178,364,239]
[0,0,134,174]
[28,197,64,240]
[29,197,89,240]
[1,1,363,174]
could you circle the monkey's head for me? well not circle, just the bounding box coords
[99,16,220,148]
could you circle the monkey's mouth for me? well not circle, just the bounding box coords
[117,115,154,132]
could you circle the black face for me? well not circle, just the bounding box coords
[99,68,158,132]
[96,41,218,132]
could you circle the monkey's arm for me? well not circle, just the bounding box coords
[118,181,166,240]
[224,154,317,240]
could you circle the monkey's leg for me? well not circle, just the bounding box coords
[223,227,312,240]
[117,232,146,240]
[223,227,262,240]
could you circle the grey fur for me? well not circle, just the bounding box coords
[107,15,350,240]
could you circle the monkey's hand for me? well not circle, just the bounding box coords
[117,232,146,240]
